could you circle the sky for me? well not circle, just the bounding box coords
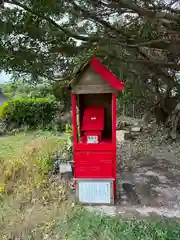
[0,71,11,83]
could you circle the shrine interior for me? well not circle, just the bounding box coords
[77,93,112,142]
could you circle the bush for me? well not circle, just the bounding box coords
[0,98,60,130]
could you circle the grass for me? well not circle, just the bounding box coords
[24,207,180,240]
[0,130,60,162]
[0,131,180,239]
[0,131,70,239]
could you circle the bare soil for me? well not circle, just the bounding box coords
[116,131,180,218]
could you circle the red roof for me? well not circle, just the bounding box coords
[91,56,125,91]
[82,106,104,131]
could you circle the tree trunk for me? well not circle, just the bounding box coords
[151,96,180,138]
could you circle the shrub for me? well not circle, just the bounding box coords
[0,98,60,130]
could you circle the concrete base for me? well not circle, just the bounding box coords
[85,205,116,217]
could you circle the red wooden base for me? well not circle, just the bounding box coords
[74,150,116,200]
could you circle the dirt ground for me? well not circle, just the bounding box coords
[115,131,180,218]
[67,127,180,219]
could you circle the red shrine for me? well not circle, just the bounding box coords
[71,56,125,205]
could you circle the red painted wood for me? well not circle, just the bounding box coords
[74,151,113,178]
[91,56,125,91]
[112,93,116,145]
[74,140,115,151]
[72,94,77,144]
[112,93,117,199]
[82,106,104,131]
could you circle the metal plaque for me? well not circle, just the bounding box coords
[77,180,112,204]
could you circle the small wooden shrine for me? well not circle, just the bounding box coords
[71,56,125,205]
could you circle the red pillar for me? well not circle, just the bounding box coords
[72,94,77,145]
[112,93,116,199]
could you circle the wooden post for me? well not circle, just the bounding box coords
[112,93,116,199]
[133,103,135,118]
[123,104,125,116]
[72,94,77,145]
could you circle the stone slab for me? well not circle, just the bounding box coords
[86,205,116,217]
[59,163,72,174]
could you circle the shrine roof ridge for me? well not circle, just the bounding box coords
[70,56,125,91]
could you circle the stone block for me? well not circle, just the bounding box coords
[131,126,141,132]
[59,163,73,180]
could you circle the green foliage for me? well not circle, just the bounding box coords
[1,79,56,99]
[1,0,179,84]
[65,123,72,140]
[27,84,55,99]
[1,0,180,126]
[0,81,15,97]
[29,206,180,239]
[0,98,59,129]
[65,123,73,155]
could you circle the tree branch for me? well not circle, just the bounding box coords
[70,0,127,36]
[133,47,176,86]
[149,4,180,15]
[70,1,179,51]
[100,48,180,71]
[98,49,177,87]
[112,0,180,23]
[4,0,99,42]
[127,39,178,50]
[120,56,180,71]
[69,0,171,51]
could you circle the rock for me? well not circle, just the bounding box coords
[121,172,135,185]
[116,121,125,130]
[11,128,21,134]
[124,132,136,141]
[116,130,129,141]
[116,120,131,130]
[7,122,19,131]
[60,111,72,123]
[59,163,72,173]
[122,183,140,205]
[59,163,73,180]
[52,161,59,175]
[131,126,142,132]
